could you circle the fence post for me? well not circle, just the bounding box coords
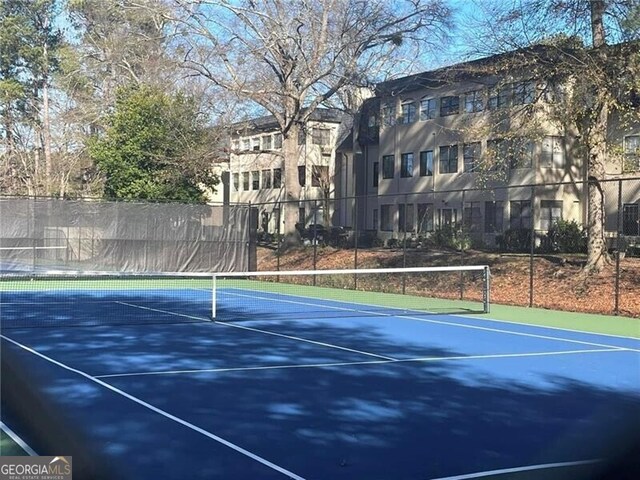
[459,190,465,300]
[276,200,281,278]
[402,194,408,295]
[483,265,491,314]
[529,186,535,308]
[614,179,622,315]
[31,196,36,272]
[353,195,359,290]
[313,199,317,285]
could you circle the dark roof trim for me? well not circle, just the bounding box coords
[231,108,345,135]
[376,40,638,97]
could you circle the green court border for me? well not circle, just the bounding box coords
[2,277,638,338]
[219,279,640,339]
[0,429,29,456]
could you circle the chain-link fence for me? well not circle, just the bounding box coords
[0,197,256,273]
[251,177,640,317]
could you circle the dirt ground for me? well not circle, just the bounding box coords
[257,246,640,318]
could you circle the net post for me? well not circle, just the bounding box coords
[482,265,491,313]
[211,273,217,320]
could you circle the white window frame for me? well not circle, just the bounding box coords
[419,98,436,121]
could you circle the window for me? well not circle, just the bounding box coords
[251,171,260,190]
[417,204,434,232]
[262,135,272,150]
[273,133,283,149]
[487,139,508,171]
[541,136,565,168]
[624,135,640,171]
[510,140,534,169]
[273,168,282,188]
[368,114,377,128]
[401,153,414,178]
[488,138,533,170]
[545,82,566,104]
[312,166,328,187]
[463,202,482,232]
[380,205,393,231]
[398,204,414,232]
[372,209,379,230]
[382,155,394,179]
[232,173,239,192]
[540,200,563,231]
[272,208,281,232]
[510,200,531,229]
[260,210,270,231]
[252,137,260,151]
[420,150,433,176]
[513,80,535,105]
[242,172,250,191]
[262,169,272,189]
[465,90,484,113]
[242,139,251,150]
[623,204,640,235]
[463,142,481,173]
[312,127,331,146]
[485,201,504,233]
[439,208,458,226]
[381,103,396,126]
[420,98,436,120]
[440,95,459,116]
[298,165,306,186]
[488,84,510,109]
[373,161,379,187]
[439,145,458,174]
[400,101,416,124]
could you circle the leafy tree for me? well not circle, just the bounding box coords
[458,0,640,272]
[0,0,63,195]
[89,85,219,202]
[171,0,451,239]
[65,0,174,124]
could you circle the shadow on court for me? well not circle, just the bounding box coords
[1,294,639,479]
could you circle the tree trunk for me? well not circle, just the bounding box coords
[43,80,52,196]
[42,17,52,197]
[282,123,302,242]
[584,96,609,272]
[590,1,606,48]
[583,0,609,272]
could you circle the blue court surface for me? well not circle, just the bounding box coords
[1,285,639,480]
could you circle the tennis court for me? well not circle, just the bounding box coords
[1,267,639,480]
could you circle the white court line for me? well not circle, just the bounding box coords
[220,290,640,353]
[115,301,210,322]
[218,321,397,361]
[0,421,38,456]
[457,312,640,342]
[0,334,306,480]
[429,459,601,480]
[118,300,396,361]
[222,286,640,342]
[94,348,627,379]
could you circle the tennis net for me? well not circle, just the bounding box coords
[0,265,490,328]
[0,271,214,328]
[213,265,490,322]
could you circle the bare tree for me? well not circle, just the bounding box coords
[169,0,450,239]
[457,0,640,272]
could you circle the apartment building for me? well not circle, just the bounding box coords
[227,109,348,233]
[222,47,640,244]
[353,48,640,245]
